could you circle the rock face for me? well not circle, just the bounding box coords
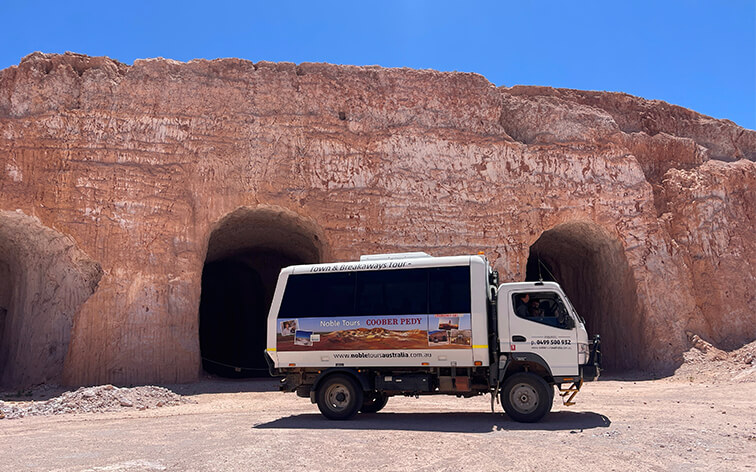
[0,52,753,387]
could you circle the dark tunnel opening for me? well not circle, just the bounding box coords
[0,259,11,358]
[526,222,642,372]
[199,207,324,378]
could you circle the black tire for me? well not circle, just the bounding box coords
[316,374,363,420]
[360,391,389,413]
[500,373,551,423]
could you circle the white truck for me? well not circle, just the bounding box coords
[265,253,601,422]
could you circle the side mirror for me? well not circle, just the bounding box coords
[558,312,574,329]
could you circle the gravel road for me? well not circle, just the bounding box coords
[1,374,754,472]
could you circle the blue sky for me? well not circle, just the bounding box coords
[1,1,754,129]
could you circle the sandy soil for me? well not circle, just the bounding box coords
[1,344,754,472]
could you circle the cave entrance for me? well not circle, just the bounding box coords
[200,207,325,378]
[0,259,11,362]
[0,211,102,388]
[526,222,642,372]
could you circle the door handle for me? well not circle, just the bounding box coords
[512,335,526,342]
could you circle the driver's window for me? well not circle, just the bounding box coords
[512,291,572,329]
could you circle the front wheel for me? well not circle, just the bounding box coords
[316,374,363,420]
[500,373,551,423]
[360,391,389,413]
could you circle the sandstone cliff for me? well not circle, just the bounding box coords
[0,52,753,387]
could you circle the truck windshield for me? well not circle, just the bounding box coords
[563,294,585,325]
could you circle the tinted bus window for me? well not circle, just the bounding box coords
[278,265,471,318]
[356,268,428,315]
[429,266,471,314]
[279,272,355,318]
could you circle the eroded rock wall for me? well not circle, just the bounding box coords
[0,52,753,386]
[0,211,101,386]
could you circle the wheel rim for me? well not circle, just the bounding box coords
[324,383,351,412]
[509,382,539,414]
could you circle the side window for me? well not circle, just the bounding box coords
[279,272,356,317]
[279,265,472,318]
[512,291,572,329]
[356,268,428,315]
[429,266,471,314]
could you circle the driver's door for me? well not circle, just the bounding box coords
[507,290,578,376]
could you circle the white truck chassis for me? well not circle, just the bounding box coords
[266,253,601,422]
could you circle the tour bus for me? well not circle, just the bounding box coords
[266,252,601,422]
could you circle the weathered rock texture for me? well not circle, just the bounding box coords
[0,52,753,387]
[0,210,101,386]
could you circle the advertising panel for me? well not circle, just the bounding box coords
[277,314,472,351]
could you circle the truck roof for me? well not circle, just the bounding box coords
[497,281,563,291]
[281,254,487,275]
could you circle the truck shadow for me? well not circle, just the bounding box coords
[255,411,611,433]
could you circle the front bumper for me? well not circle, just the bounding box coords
[581,364,600,381]
[581,334,601,381]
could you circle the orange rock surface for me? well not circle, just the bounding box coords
[0,52,753,387]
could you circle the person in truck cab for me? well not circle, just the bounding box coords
[516,293,531,318]
[528,299,544,317]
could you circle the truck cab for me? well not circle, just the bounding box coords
[491,282,600,421]
[498,282,596,380]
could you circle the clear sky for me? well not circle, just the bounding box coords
[1,1,754,129]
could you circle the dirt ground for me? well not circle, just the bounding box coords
[1,344,755,472]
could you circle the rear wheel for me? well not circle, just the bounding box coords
[360,391,389,413]
[316,374,363,420]
[500,373,551,423]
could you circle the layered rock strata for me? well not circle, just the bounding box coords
[0,52,753,387]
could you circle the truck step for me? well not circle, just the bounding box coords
[558,379,583,406]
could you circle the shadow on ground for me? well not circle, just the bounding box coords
[165,377,279,395]
[255,411,611,433]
